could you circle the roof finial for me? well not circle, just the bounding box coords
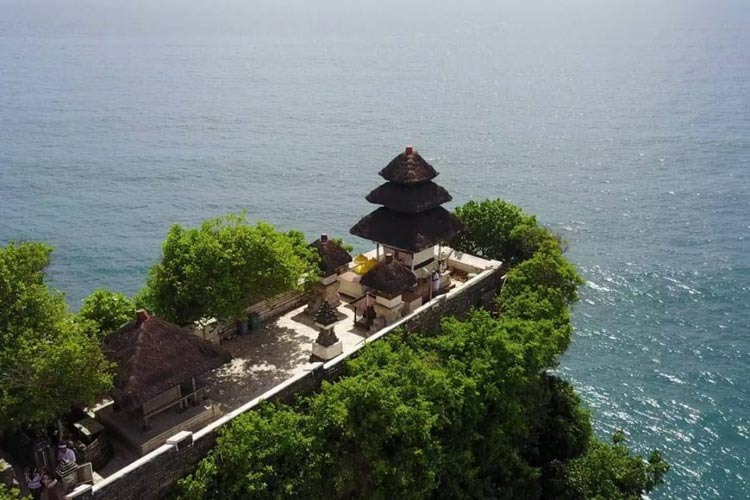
[405,145,413,155]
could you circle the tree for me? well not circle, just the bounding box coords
[561,434,669,500]
[452,199,558,264]
[178,405,325,500]
[309,346,446,500]
[77,289,135,339]
[139,213,318,325]
[500,240,584,306]
[0,484,28,500]
[0,243,112,431]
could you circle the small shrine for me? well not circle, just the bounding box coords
[360,253,417,328]
[306,234,352,315]
[311,300,343,360]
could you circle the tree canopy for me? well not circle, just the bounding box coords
[77,289,136,339]
[138,213,318,325]
[176,199,667,500]
[452,199,560,264]
[0,242,112,431]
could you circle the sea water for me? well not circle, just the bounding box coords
[1,1,748,497]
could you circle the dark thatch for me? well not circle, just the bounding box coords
[366,181,452,214]
[309,236,352,276]
[103,312,231,412]
[314,300,338,327]
[360,258,417,295]
[379,148,438,184]
[350,206,465,253]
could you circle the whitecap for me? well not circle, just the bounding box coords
[586,281,613,292]
[658,372,687,385]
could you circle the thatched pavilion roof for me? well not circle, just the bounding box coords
[309,235,352,276]
[103,310,231,412]
[366,181,452,214]
[360,257,417,295]
[350,206,465,253]
[378,147,438,184]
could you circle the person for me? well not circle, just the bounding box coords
[431,269,440,297]
[57,442,76,465]
[24,466,43,500]
[43,472,62,500]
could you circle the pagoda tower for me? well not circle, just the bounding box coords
[350,146,465,270]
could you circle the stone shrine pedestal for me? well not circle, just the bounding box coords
[312,340,343,360]
[307,274,341,315]
[311,300,343,361]
[373,294,404,327]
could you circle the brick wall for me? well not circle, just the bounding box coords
[73,267,503,500]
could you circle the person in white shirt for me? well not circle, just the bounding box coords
[24,466,43,500]
[431,270,440,296]
[57,442,76,464]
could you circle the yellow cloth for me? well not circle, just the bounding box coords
[353,258,378,275]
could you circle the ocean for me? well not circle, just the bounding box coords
[1,0,748,497]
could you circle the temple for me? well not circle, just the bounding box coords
[6,147,503,499]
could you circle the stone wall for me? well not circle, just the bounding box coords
[70,266,503,500]
[399,266,505,335]
[245,290,311,323]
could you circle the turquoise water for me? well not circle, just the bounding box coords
[1,0,748,497]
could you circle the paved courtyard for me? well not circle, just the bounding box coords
[203,301,368,412]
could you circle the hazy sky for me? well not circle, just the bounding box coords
[3,0,739,40]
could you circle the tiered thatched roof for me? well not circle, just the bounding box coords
[351,207,464,253]
[360,257,417,295]
[379,149,439,184]
[350,147,465,252]
[309,234,352,276]
[103,310,231,412]
[366,181,452,214]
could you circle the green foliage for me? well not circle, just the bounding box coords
[501,241,584,306]
[77,289,135,339]
[284,230,322,273]
[452,199,559,264]
[179,405,325,500]
[0,243,112,431]
[310,345,446,500]
[562,434,669,500]
[331,237,354,253]
[0,483,28,500]
[523,374,592,466]
[139,213,318,325]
